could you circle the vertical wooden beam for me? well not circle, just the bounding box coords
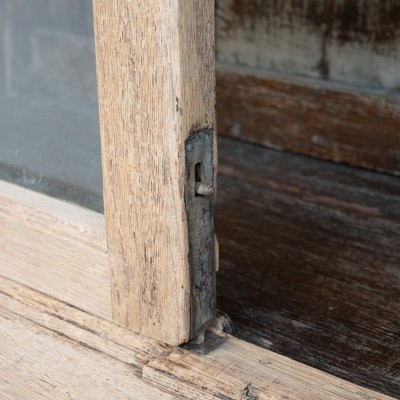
[93,1,216,345]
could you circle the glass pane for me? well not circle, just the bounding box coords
[0,0,103,212]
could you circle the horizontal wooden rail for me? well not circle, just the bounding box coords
[0,181,111,319]
[217,65,400,175]
[0,275,394,400]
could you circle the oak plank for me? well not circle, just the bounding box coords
[0,275,170,371]
[217,66,400,175]
[0,274,394,400]
[0,276,175,399]
[215,0,400,175]
[0,310,175,400]
[93,0,216,344]
[0,274,172,399]
[144,332,395,400]
[0,181,111,320]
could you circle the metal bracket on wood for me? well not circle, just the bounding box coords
[185,128,217,339]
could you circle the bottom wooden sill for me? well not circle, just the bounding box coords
[0,276,393,400]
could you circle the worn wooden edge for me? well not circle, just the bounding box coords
[143,330,395,400]
[216,64,400,175]
[0,274,394,400]
[0,180,112,320]
[0,275,170,371]
[0,312,177,400]
[0,280,176,399]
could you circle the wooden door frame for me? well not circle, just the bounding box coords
[0,0,216,346]
[0,2,395,398]
[93,0,217,345]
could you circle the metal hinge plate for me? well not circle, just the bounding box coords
[185,128,216,339]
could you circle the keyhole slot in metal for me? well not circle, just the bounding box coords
[195,162,202,197]
[194,162,214,197]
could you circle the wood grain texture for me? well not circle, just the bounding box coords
[144,331,394,400]
[217,66,400,175]
[93,0,216,345]
[0,316,176,400]
[215,138,400,398]
[0,276,170,371]
[0,275,393,400]
[216,0,400,90]
[0,181,111,320]
[0,301,175,399]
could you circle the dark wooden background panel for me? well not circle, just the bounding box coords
[216,68,400,175]
[216,0,400,90]
[215,137,400,398]
[215,0,400,175]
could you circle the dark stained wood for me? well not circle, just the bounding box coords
[217,69,400,176]
[216,137,400,398]
[219,0,400,45]
[216,0,400,88]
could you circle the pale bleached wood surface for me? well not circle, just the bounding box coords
[0,276,169,370]
[144,332,395,400]
[0,276,393,400]
[0,180,111,320]
[0,291,175,399]
[0,317,173,400]
[93,0,216,345]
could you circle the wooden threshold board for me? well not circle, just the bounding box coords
[0,275,394,400]
[216,138,400,398]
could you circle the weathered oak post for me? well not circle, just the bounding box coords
[93,0,217,345]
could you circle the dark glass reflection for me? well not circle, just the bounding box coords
[0,0,103,212]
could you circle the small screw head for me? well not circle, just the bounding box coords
[195,183,215,196]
